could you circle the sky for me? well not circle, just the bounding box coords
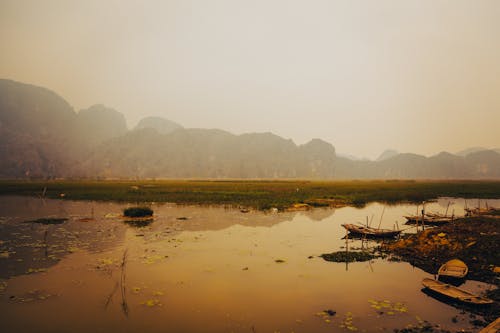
[1,0,499,159]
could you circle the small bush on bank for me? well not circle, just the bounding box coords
[123,206,153,217]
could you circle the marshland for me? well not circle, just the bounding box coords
[1,180,499,210]
[0,182,499,332]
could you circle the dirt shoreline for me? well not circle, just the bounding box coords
[382,212,499,325]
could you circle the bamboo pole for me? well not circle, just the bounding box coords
[377,206,386,230]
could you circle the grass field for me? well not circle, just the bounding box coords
[1,179,499,210]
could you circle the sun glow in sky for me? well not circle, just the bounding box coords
[1,0,499,158]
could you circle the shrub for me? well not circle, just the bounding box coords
[123,206,153,217]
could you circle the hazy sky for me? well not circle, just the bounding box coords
[1,0,499,159]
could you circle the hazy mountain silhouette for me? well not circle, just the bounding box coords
[1,79,499,179]
[376,149,399,161]
[134,116,183,134]
[456,147,487,157]
[77,104,128,146]
[75,129,336,178]
[0,79,80,177]
[464,150,500,178]
[456,147,500,157]
[336,153,368,161]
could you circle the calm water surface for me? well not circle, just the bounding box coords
[0,196,498,333]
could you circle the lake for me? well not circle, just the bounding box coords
[0,196,498,332]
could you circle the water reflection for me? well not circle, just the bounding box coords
[0,196,498,333]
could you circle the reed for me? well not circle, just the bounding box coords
[1,179,499,210]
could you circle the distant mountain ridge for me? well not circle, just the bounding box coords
[456,147,500,157]
[75,129,336,178]
[376,149,399,161]
[134,116,183,134]
[1,78,499,179]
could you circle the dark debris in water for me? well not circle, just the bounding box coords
[9,289,55,303]
[123,218,154,228]
[324,309,336,316]
[320,251,375,263]
[26,218,68,225]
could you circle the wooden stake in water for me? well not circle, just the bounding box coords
[377,206,386,230]
[421,205,425,231]
[345,228,349,272]
[445,201,451,217]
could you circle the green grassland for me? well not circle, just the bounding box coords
[0,180,499,210]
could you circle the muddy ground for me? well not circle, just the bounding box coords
[382,212,499,324]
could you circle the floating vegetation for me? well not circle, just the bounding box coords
[141,255,164,265]
[339,312,357,331]
[0,280,7,294]
[141,299,162,307]
[315,309,336,324]
[97,258,116,268]
[123,207,153,218]
[368,299,408,315]
[320,251,375,263]
[27,218,68,225]
[10,289,54,303]
[26,268,47,274]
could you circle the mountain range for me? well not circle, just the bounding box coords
[1,79,499,179]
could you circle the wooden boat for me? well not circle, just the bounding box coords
[422,278,493,305]
[465,200,497,216]
[465,207,496,217]
[403,215,454,226]
[425,212,461,219]
[403,215,420,223]
[479,317,500,333]
[438,259,468,279]
[341,224,401,238]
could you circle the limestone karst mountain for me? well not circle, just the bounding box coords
[376,149,399,161]
[134,116,183,135]
[1,79,499,179]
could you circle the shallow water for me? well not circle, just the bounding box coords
[0,196,498,332]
